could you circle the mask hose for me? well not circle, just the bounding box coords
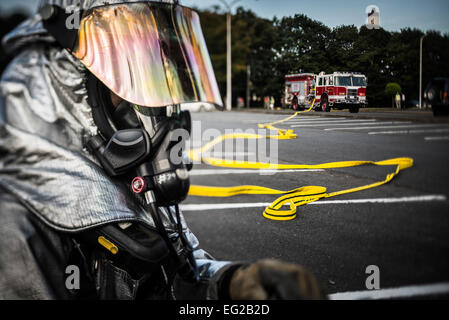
[145,199,199,282]
[132,118,198,283]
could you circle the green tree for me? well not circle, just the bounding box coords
[196,8,227,99]
[198,7,275,106]
[197,6,449,109]
[385,28,422,104]
[351,26,391,107]
[385,82,402,108]
[273,14,331,75]
[327,25,359,71]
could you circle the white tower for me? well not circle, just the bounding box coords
[366,6,380,29]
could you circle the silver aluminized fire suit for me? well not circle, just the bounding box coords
[0,10,233,300]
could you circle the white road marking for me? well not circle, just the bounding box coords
[244,117,303,123]
[182,202,274,211]
[285,117,347,122]
[181,195,447,211]
[201,152,255,157]
[288,118,369,122]
[190,168,324,176]
[291,121,410,128]
[369,129,449,135]
[317,195,447,204]
[325,123,444,131]
[424,135,449,141]
[244,116,333,124]
[285,116,327,120]
[289,119,377,126]
[329,282,449,300]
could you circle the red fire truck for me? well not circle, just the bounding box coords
[284,73,316,110]
[284,71,367,113]
[315,71,367,113]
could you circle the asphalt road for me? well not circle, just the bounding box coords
[181,109,449,299]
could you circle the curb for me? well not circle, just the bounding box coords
[229,108,449,124]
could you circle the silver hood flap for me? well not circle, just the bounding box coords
[0,30,188,234]
[0,123,156,232]
[2,14,55,55]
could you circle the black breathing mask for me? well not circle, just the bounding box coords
[85,73,193,206]
[86,73,198,282]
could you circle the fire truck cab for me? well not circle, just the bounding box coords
[315,72,367,113]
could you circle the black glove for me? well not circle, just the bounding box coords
[227,259,325,300]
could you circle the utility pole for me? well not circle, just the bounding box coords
[419,35,425,109]
[218,0,242,111]
[246,64,251,108]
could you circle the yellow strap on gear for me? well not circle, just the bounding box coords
[187,94,414,221]
[98,236,119,254]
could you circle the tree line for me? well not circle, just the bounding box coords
[198,6,449,108]
[1,8,448,108]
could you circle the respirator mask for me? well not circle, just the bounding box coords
[40,0,223,282]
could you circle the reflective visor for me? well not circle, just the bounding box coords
[73,2,223,108]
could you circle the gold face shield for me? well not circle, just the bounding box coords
[73,2,223,108]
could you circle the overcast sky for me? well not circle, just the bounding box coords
[1,0,448,33]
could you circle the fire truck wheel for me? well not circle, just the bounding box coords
[349,106,359,113]
[320,96,330,112]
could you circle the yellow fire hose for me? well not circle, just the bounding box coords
[187,98,414,221]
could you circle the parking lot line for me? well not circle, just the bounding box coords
[244,117,312,123]
[424,135,449,141]
[285,117,347,122]
[329,282,449,300]
[181,195,447,211]
[289,119,377,125]
[290,121,407,128]
[325,123,441,131]
[369,128,449,135]
[201,152,255,157]
[190,168,325,176]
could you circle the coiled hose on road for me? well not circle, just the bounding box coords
[188,99,414,221]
